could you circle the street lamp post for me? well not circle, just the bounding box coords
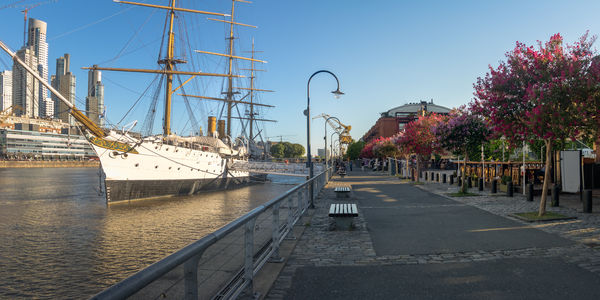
[306,70,344,208]
[324,116,341,172]
[331,131,340,166]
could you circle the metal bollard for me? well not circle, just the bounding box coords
[425,172,428,181]
[457,176,462,187]
[467,177,472,188]
[449,174,453,185]
[551,184,560,207]
[583,189,593,213]
[436,173,439,182]
[526,183,534,202]
[478,178,484,191]
[442,174,447,183]
[507,181,513,197]
[491,179,497,194]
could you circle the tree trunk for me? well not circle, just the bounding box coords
[461,152,469,193]
[406,154,410,179]
[416,156,420,182]
[538,139,552,216]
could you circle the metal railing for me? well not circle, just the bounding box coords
[91,167,333,300]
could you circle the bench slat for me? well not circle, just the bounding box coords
[329,203,358,217]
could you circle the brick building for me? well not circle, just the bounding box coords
[362,100,451,143]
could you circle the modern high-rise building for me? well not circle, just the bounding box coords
[12,18,49,118]
[51,54,76,125]
[85,66,104,126]
[12,47,38,117]
[0,70,12,111]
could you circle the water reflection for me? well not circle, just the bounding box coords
[0,168,302,299]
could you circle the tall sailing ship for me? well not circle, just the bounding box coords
[0,0,275,204]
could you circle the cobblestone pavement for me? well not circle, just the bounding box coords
[265,172,600,299]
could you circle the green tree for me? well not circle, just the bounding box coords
[290,143,305,158]
[270,143,285,158]
[345,141,365,160]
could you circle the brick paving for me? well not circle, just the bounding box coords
[265,171,600,299]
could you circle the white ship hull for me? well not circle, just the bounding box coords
[89,133,257,203]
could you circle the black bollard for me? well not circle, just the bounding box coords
[526,183,534,202]
[507,181,513,197]
[478,178,484,191]
[467,177,473,188]
[442,174,447,183]
[449,175,454,185]
[425,172,428,181]
[458,177,462,187]
[551,184,560,207]
[436,173,439,182]
[583,189,593,213]
[491,179,497,194]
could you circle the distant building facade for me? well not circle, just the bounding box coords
[362,100,451,143]
[85,66,104,126]
[0,128,95,160]
[51,54,76,125]
[42,97,54,118]
[0,70,12,111]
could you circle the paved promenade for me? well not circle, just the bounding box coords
[260,170,600,299]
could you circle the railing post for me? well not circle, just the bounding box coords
[300,189,306,213]
[270,203,283,262]
[184,253,202,300]
[244,217,257,296]
[286,196,296,240]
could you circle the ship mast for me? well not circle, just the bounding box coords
[226,0,236,138]
[83,0,237,137]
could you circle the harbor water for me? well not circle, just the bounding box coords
[0,168,303,299]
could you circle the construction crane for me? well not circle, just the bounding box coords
[266,135,296,143]
[312,113,352,144]
[0,0,58,46]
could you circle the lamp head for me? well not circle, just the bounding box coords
[331,89,344,99]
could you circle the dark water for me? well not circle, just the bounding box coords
[0,168,303,299]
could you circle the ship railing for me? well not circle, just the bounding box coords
[91,167,334,300]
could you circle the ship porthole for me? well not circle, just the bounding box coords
[122,153,128,159]
[177,167,181,170]
[109,151,119,158]
[135,163,139,167]
[168,167,172,170]
[155,165,158,169]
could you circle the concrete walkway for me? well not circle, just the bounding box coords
[258,170,600,299]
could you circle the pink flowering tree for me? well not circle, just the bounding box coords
[433,107,491,193]
[403,114,443,182]
[473,33,600,215]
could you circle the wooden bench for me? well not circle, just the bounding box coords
[329,203,358,230]
[334,186,352,198]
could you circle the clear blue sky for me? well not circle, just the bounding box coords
[1,0,600,154]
